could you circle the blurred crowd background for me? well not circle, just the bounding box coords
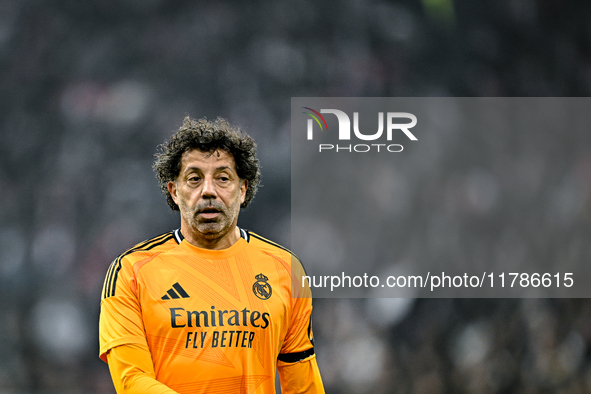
[1,0,591,393]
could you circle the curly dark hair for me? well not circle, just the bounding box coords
[153,116,261,210]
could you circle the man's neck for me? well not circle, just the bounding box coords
[181,224,241,250]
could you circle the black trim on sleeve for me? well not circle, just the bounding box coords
[277,347,315,363]
[249,232,300,261]
[102,260,117,300]
[247,232,313,280]
[102,233,174,299]
[108,260,123,299]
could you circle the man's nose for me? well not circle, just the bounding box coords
[201,176,217,198]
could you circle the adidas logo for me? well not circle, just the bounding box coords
[161,282,190,300]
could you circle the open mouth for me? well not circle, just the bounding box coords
[198,207,222,219]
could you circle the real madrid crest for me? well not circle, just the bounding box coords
[253,273,272,300]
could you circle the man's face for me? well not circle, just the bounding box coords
[168,149,247,244]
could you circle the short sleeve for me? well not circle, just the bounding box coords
[99,256,149,362]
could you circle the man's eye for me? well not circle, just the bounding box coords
[189,176,200,182]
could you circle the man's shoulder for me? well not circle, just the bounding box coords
[116,229,182,266]
[246,230,311,297]
[102,230,181,300]
[246,230,301,262]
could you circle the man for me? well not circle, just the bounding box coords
[99,117,324,394]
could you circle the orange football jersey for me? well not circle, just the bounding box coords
[99,228,322,394]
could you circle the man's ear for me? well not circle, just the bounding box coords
[168,181,178,205]
[240,180,248,204]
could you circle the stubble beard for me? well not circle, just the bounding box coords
[180,198,241,240]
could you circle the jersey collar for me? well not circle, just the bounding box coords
[175,227,249,259]
[174,227,249,244]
